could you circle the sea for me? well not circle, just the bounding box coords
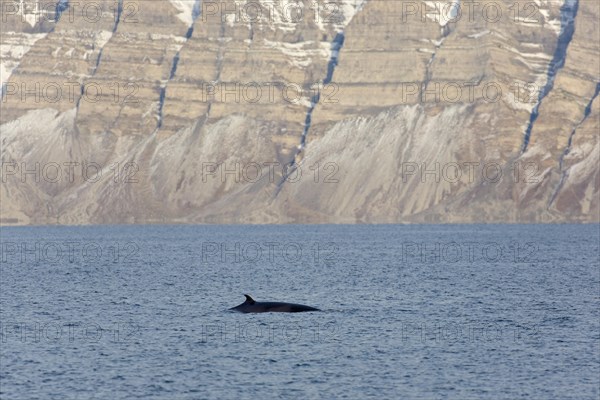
[1,224,598,399]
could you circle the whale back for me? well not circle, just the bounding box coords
[230,295,320,313]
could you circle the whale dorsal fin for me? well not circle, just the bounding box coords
[244,294,255,304]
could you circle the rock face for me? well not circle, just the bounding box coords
[1,0,598,225]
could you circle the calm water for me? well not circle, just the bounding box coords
[1,224,598,399]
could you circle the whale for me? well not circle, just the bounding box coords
[230,294,320,313]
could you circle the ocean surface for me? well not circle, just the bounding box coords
[1,224,598,399]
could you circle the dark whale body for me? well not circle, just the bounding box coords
[230,295,320,313]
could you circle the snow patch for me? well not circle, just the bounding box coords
[468,30,490,39]
[0,32,47,89]
[505,90,535,113]
[334,0,369,29]
[521,0,579,153]
[263,39,329,68]
[94,30,114,49]
[534,0,566,35]
[424,0,460,27]
[169,0,197,26]
[150,34,188,43]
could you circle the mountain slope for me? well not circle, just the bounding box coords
[1,0,598,224]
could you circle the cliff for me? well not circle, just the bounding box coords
[1,0,598,224]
